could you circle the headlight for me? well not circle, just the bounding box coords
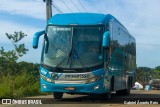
[86,75,103,84]
[40,74,54,83]
[40,69,47,76]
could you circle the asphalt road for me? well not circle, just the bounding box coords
[1,90,160,107]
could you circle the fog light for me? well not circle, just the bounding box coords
[42,84,47,88]
[94,85,99,90]
[86,75,103,84]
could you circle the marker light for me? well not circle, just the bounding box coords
[94,85,100,90]
[42,84,47,88]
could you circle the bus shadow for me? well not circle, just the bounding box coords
[53,93,160,104]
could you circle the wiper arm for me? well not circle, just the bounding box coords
[66,29,87,71]
[53,50,70,71]
[67,27,74,68]
[66,48,73,68]
[74,49,87,72]
[66,49,87,72]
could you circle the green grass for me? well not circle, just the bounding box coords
[0,73,48,98]
[0,75,12,98]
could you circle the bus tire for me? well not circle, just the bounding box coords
[53,92,63,99]
[105,92,111,99]
[123,86,130,95]
[116,78,130,96]
[104,85,112,99]
[116,90,123,96]
[89,94,97,99]
[123,79,130,95]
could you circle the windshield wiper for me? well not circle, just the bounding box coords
[53,51,70,71]
[66,47,73,68]
[66,27,74,68]
[67,28,87,71]
[53,27,87,72]
[66,48,87,72]
[74,49,87,72]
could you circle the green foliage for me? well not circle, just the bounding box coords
[136,67,152,81]
[6,31,27,43]
[136,67,153,87]
[0,31,29,76]
[0,31,46,98]
[0,48,17,76]
[136,66,160,88]
[5,31,28,57]
[153,67,160,79]
[17,61,39,78]
[0,75,12,98]
[0,72,45,98]
[0,60,44,98]
[155,66,160,71]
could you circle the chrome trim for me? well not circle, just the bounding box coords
[49,72,95,80]
[54,80,86,84]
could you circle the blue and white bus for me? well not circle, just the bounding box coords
[33,13,136,99]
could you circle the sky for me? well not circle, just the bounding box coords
[0,0,160,68]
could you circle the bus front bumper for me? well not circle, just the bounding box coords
[40,78,107,94]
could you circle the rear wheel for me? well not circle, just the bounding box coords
[116,80,130,96]
[53,92,63,99]
[116,90,123,96]
[116,87,130,96]
[123,84,130,95]
[103,85,112,99]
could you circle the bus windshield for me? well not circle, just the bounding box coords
[41,25,104,69]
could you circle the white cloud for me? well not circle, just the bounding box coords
[0,19,42,44]
[0,0,45,19]
[81,0,160,67]
[0,19,44,63]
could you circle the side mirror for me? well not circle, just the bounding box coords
[102,31,110,48]
[32,30,45,49]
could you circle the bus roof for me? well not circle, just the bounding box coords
[48,13,113,25]
[48,13,132,38]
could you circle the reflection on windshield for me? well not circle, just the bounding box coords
[42,27,72,67]
[42,26,103,69]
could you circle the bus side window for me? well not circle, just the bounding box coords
[106,23,109,31]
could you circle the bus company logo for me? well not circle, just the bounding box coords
[51,73,59,80]
[65,74,90,79]
[2,99,11,104]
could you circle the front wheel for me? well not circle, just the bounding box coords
[53,92,63,99]
[103,92,111,99]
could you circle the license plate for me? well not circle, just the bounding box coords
[65,87,75,91]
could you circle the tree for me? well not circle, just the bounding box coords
[0,31,44,98]
[153,66,160,79]
[155,66,160,71]
[5,31,28,57]
[136,67,153,88]
[0,31,28,75]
